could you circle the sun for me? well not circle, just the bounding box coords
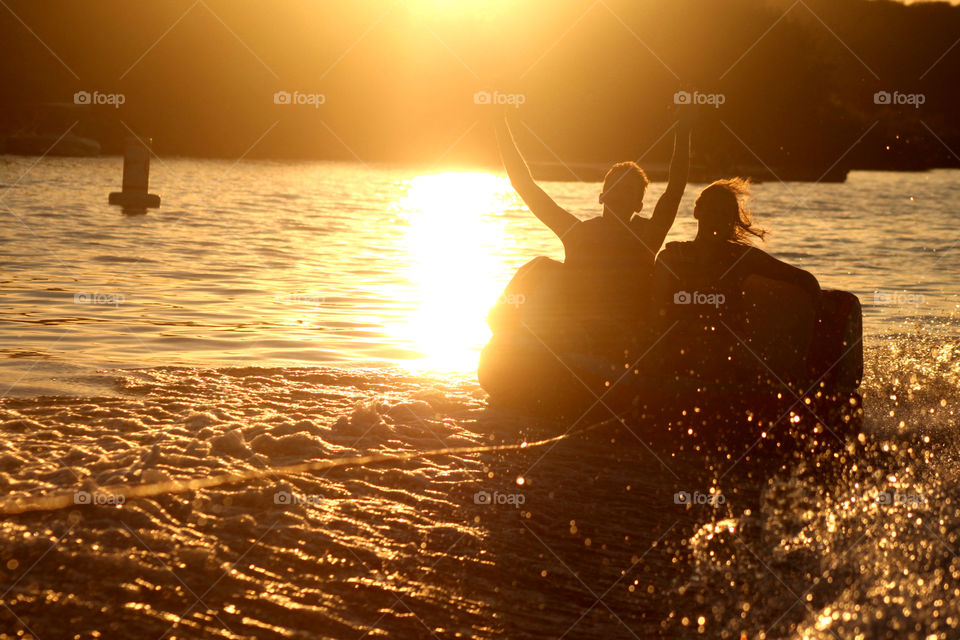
[389,171,516,371]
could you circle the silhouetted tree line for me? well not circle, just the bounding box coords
[0,0,957,178]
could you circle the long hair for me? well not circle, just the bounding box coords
[695,178,766,244]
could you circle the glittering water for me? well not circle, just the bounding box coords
[1,156,959,638]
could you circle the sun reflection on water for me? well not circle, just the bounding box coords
[390,171,517,371]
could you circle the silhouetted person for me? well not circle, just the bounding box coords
[655,178,821,385]
[657,178,819,299]
[495,112,691,355]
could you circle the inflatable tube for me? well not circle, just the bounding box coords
[810,289,863,393]
[478,255,864,442]
[479,256,617,416]
[478,333,605,416]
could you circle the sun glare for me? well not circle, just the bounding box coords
[390,172,515,371]
[410,0,514,17]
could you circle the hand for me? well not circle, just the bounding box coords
[669,84,699,130]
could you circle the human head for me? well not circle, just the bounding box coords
[599,162,650,220]
[694,177,766,244]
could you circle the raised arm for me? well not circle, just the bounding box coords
[495,117,578,240]
[647,119,692,248]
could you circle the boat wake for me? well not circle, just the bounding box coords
[0,330,958,638]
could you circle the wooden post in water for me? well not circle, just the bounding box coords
[108,137,161,213]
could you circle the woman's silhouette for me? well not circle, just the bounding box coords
[657,177,820,300]
[655,178,821,385]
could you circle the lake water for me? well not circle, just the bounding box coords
[1,156,959,638]
[2,157,957,394]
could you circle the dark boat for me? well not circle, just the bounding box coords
[1,103,102,157]
[4,132,100,157]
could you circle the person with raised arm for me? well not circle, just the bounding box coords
[493,110,692,355]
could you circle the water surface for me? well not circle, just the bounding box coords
[1,157,959,638]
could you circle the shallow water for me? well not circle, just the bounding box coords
[1,157,960,638]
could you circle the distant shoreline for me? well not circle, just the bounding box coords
[6,150,960,184]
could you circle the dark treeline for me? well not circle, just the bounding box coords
[1,0,958,178]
